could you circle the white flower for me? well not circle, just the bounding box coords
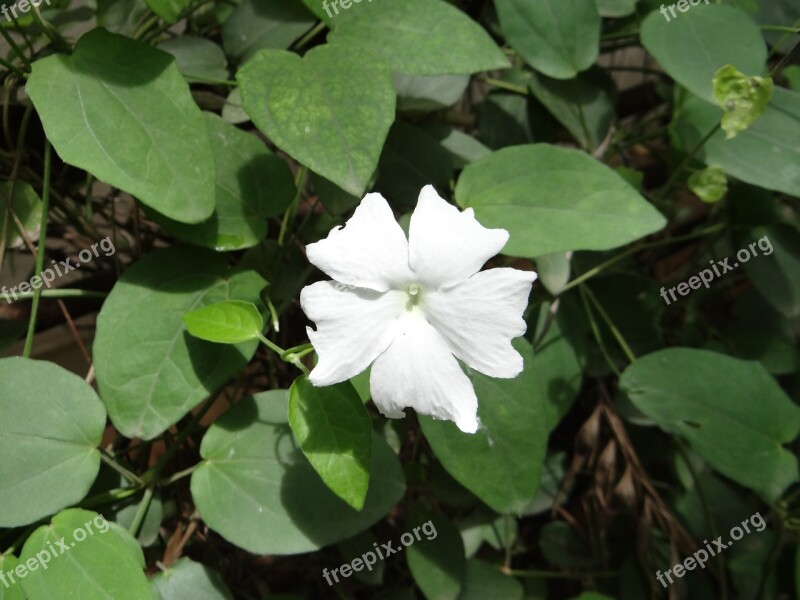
[300,186,537,433]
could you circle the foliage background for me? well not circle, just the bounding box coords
[0,0,799,598]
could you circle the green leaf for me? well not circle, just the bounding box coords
[785,65,800,92]
[458,560,523,600]
[143,0,191,22]
[151,558,233,600]
[527,67,615,151]
[494,0,600,79]
[238,44,395,196]
[534,314,583,432]
[739,224,800,318]
[150,113,295,251]
[406,516,465,600]
[688,165,727,203]
[619,348,800,500]
[713,65,773,139]
[455,144,666,257]
[596,0,637,17]
[183,300,264,345]
[327,0,508,75]
[190,391,406,555]
[94,246,265,440]
[673,87,800,197]
[0,553,26,600]
[376,122,453,208]
[536,253,572,296]
[419,339,547,514]
[640,4,766,103]
[19,510,148,600]
[0,181,42,248]
[421,123,491,170]
[288,377,372,510]
[157,36,229,82]
[26,28,215,224]
[394,74,470,112]
[222,0,316,64]
[0,358,106,527]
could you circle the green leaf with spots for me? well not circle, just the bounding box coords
[713,64,773,139]
[238,44,395,196]
[289,377,372,510]
[688,165,728,203]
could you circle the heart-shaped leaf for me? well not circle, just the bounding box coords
[19,509,150,600]
[0,358,106,527]
[94,246,265,440]
[26,28,215,224]
[191,390,405,555]
[238,44,395,196]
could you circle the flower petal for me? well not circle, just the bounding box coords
[425,268,537,378]
[306,193,412,292]
[408,185,509,288]
[370,312,479,433]
[301,281,405,386]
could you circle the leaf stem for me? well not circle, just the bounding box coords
[22,139,51,358]
[100,450,143,487]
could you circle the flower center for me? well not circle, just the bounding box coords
[405,282,423,310]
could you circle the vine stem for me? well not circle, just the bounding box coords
[559,222,725,293]
[22,139,51,358]
[655,123,721,203]
[582,284,637,364]
[8,289,107,302]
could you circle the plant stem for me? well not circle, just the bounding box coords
[656,123,721,203]
[481,76,528,95]
[8,289,107,302]
[100,450,143,486]
[278,166,308,246]
[582,284,637,364]
[129,483,155,537]
[257,333,310,375]
[292,21,327,51]
[22,139,51,358]
[559,222,725,293]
